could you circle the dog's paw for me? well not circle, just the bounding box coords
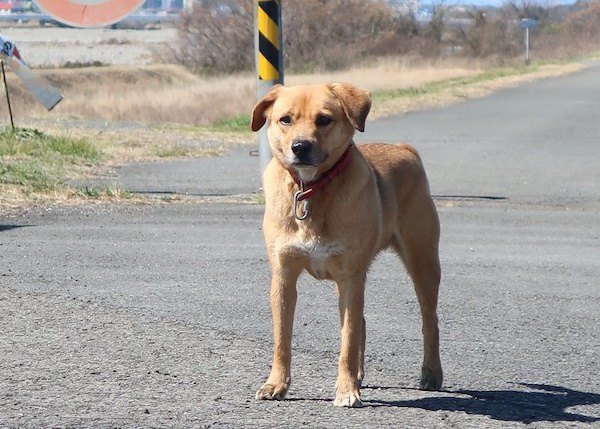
[333,391,363,408]
[255,382,289,401]
[420,367,443,391]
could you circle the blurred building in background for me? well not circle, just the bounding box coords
[0,0,193,13]
[141,0,192,12]
[0,0,30,13]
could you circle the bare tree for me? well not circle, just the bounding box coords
[282,0,397,71]
[424,1,447,44]
[168,0,435,74]
[172,0,254,74]
[450,5,522,58]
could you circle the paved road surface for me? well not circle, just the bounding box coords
[1,64,599,428]
[359,62,600,206]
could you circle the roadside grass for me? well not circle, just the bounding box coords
[369,62,583,118]
[0,60,521,125]
[212,115,251,133]
[164,61,582,135]
[76,186,134,199]
[4,59,584,133]
[0,160,64,192]
[0,126,220,207]
[0,58,586,208]
[154,145,202,158]
[373,66,539,103]
[0,128,100,193]
[0,128,101,161]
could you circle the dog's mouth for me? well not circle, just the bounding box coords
[291,160,317,167]
[289,152,328,168]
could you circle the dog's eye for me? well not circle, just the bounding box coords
[279,116,292,126]
[316,116,333,127]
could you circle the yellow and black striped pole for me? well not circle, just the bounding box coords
[255,0,283,175]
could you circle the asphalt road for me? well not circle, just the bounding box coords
[1,64,599,428]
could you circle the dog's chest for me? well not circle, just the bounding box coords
[287,239,343,280]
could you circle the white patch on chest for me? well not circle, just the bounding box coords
[296,240,341,259]
[286,239,343,280]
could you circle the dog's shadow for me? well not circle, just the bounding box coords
[363,383,599,424]
[0,224,31,232]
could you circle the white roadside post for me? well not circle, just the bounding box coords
[525,26,530,65]
[520,18,538,66]
[254,0,284,177]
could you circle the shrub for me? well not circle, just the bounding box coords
[173,0,254,74]
[168,0,447,75]
[166,0,600,75]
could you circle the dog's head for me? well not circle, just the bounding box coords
[251,83,371,182]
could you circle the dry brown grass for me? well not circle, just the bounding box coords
[4,65,254,125]
[370,62,585,118]
[286,57,487,90]
[1,59,492,126]
[42,126,227,164]
[4,57,585,130]
[0,184,144,211]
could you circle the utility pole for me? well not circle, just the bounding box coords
[254,0,283,176]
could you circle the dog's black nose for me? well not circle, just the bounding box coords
[291,140,313,157]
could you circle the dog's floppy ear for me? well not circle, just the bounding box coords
[328,83,371,132]
[251,84,283,132]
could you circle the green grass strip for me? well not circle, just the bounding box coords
[373,65,540,103]
[0,127,102,193]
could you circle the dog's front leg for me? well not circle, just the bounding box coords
[256,266,300,401]
[334,278,365,408]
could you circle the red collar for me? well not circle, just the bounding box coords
[289,144,354,202]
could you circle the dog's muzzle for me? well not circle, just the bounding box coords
[291,140,314,165]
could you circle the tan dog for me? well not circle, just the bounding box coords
[251,83,442,408]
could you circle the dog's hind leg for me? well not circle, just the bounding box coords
[394,194,443,391]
